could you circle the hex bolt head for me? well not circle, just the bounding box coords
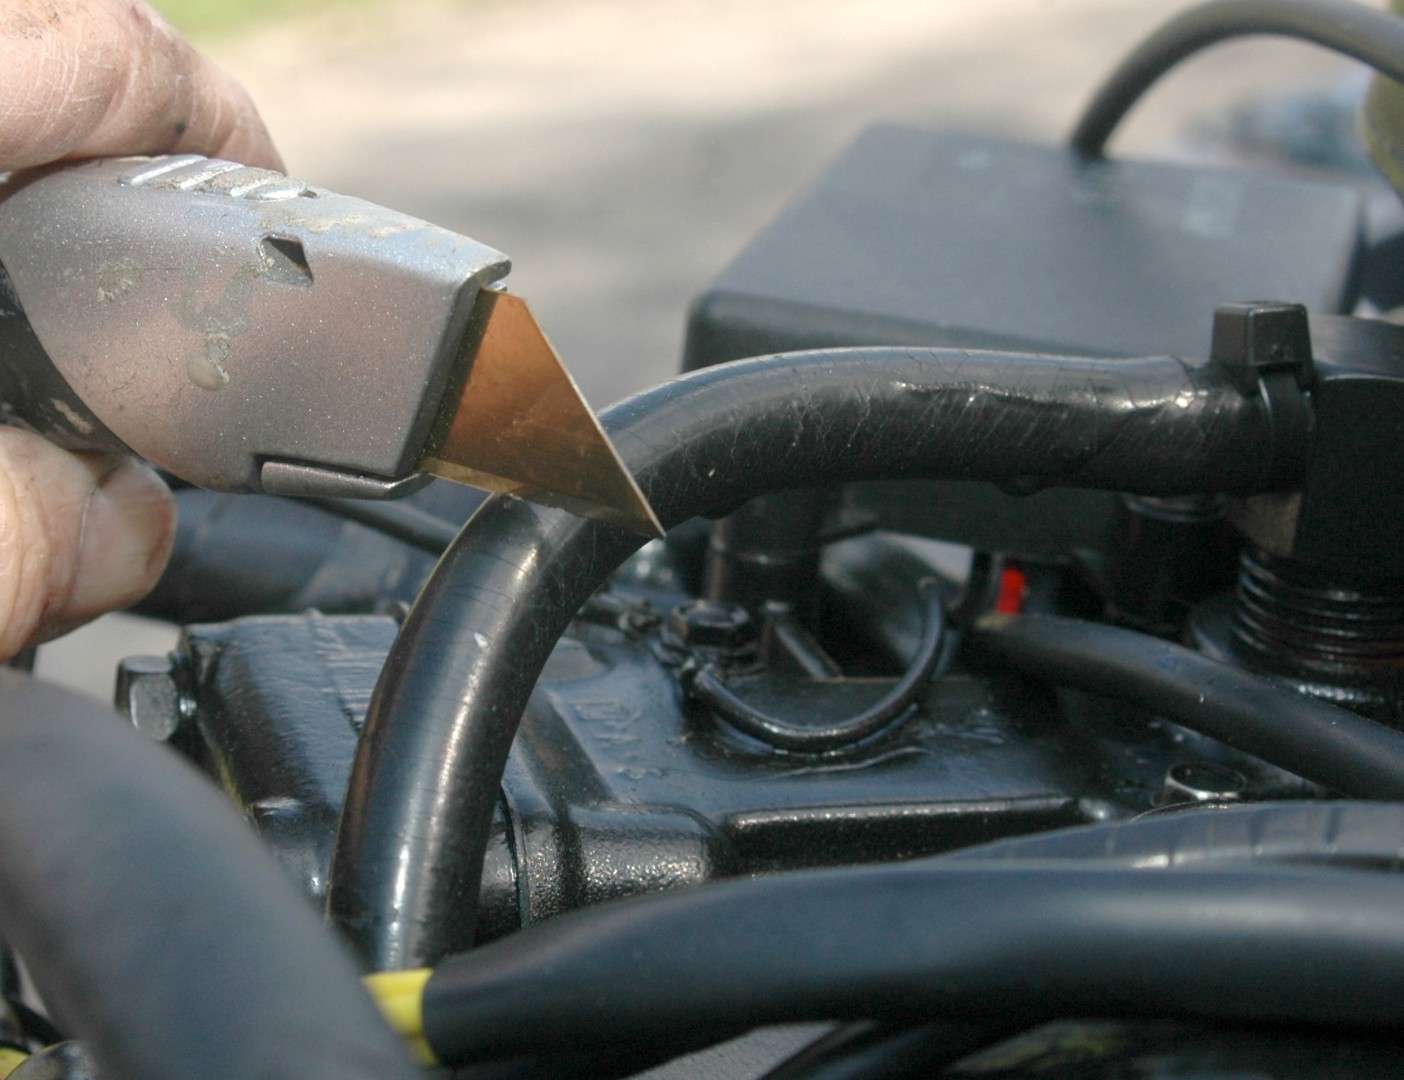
[114,654,187,743]
[666,600,756,651]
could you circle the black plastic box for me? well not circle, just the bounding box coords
[684,127,1365,368]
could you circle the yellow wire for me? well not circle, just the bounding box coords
[364,967,436,1067]
[0,975,434,1076]
[0,1046,27,1077]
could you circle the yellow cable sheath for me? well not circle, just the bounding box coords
[0,1046,27,1077]
[364,968,436,1066]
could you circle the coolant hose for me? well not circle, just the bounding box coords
[0,671,417,1080]
[416,859,1404,1063]
[328,344,1297,968]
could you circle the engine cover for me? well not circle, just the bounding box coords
[162,538,1298,941]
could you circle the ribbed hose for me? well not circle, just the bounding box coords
[1234,546,1404,673]
[328,345,1291,969]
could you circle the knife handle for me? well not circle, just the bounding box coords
[0,156,508,497]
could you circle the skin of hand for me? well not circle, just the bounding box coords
[0,0,282,660]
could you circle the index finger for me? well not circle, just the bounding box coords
[0,0,281,172]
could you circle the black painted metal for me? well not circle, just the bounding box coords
[175,600,1188,944]
[178,614,519,944]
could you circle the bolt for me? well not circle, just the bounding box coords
[666,600,756,651]
[114,654,187,743]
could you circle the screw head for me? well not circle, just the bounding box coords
[666,600,755,651]
[115,655,186,742]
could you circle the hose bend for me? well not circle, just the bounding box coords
[692,578,947,751]
[0,672,415,1080]
[1071,0,1404,157]
[329,344,1290,969]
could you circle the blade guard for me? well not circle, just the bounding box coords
[422,290,663,537]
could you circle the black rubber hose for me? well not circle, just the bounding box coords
[972,613,1404,799]
[1071,0,1404,157]
[329,345,1292,969]
[943,799,1404,871]
[0,671,416,1080]
[135,489,437,622]
[418,860,1404,1063]
[692,579,946,751]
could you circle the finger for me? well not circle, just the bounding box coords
[0,0,281,172]
[0,429,175,661]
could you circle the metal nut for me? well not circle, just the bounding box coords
[666,600,755,651]
[114,655,186,743]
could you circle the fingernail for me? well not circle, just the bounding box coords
[64,460,175,623]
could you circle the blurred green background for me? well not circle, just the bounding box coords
[153,0,368,37]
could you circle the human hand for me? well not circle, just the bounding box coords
[0,0,281,659]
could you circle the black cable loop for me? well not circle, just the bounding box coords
[1071,0,1404,157]
[692,579,946,752]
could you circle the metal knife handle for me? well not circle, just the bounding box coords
[0,156,509,496]
[0,265,128,455]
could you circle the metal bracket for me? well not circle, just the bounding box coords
[260,460,433,500]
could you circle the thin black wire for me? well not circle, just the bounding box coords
[1072,0,1404,156]
[692,579,946,752]
[300,497,459,556]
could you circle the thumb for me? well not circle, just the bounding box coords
[0,429,175,661]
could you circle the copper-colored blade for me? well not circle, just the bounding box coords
[420,289,663,537]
